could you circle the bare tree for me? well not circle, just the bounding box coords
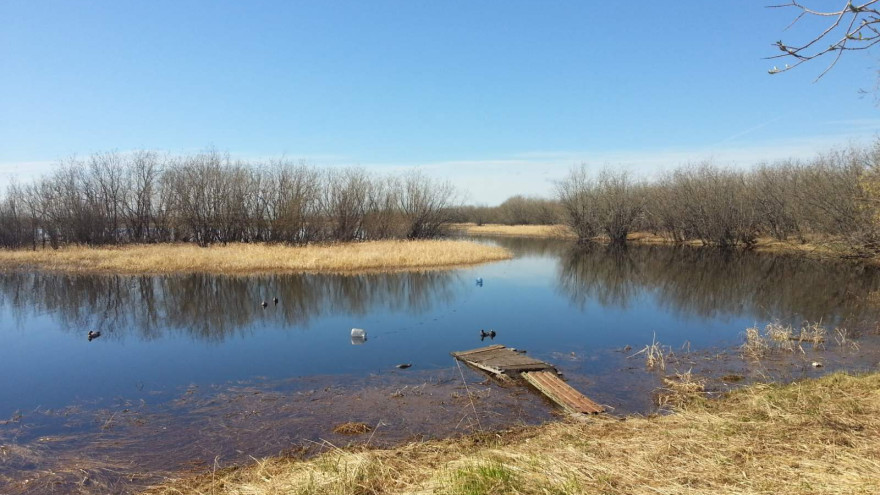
[594,170,645,244]
[769,1,880,79]
[556,165,601,243]
[398,171,457,239]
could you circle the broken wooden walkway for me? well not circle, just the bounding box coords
[452,344,603,415]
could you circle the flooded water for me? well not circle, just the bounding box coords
[2,237,880,493]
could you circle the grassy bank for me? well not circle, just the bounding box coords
[145,372,880,494]
[0,240,512,275]
[456,223,855,259]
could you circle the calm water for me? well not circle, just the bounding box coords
[2,237,880,419]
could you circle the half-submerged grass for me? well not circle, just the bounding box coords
[658,370,706,408]
[743,321,843,358]
[631,333,669,370]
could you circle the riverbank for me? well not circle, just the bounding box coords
[0,240,512,275]
[143,371,880,494]
[455,223,852,260]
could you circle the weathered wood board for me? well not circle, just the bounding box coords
[452,344,603,415]
[522,370,604,414]
[451,344,555,375]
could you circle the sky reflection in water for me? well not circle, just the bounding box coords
[2,237,879,417]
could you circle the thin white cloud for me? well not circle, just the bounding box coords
[1,131,877,206]
[716,116,785,145]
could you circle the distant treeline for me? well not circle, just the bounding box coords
[452,196,564,226]
[0,150,457,248]
[456,143,880,254]
[5,143,879,253]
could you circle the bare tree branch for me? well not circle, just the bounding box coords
[768,1,880,80]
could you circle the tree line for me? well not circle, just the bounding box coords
[455,142,880,255]
[0,150,457,249]
[452,195,564,226]
[556,143,880,252]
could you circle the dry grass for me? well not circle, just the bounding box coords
[743,321,838,358]
[143,372,880,495]
[333,422,373,435]
[0,240,512,275]
[452,223,576,239]
[630,334,669,371]
[658,370,707,408]
[743,325,771,357]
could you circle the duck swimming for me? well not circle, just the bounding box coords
[261,300,268,308]
[273,297,279,306]
[87,331,101,341]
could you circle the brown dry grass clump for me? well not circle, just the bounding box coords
[0,240,512,275]
[143,372,880,495]
[333,422,372,435]
[743,321,840,358]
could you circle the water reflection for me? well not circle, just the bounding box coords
[557,243,880,324]
[0,271,459,342]
[480,235,571,258]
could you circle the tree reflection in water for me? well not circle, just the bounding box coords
[557,243,880,325]
[0,271,459,342]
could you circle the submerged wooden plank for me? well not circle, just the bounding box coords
[522,370,604,415]
[451,345,553,375]
[451,344,506,358]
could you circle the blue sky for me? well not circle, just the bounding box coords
[2,0,879,204]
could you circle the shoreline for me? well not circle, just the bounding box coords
[142,371,880,494]
[0,240,513,276]
[454,223,862,262]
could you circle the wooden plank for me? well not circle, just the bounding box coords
[522,371,604,415]
[451,345,553,375]
[451,345,506,358]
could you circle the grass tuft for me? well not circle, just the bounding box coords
[631,334,669,371]
[333,422,372,435]
[743,321,841,358]
[658,370,706,408]
[443,461,518,495]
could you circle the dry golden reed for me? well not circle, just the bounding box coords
[452,223,576,239]
[143,372,880,495]
[0,240,512,275]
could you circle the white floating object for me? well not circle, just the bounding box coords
[811,361,823,368]
[351,328,366,338]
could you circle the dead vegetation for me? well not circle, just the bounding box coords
[142,372,880,495]
[0,240,512,275]
[629,334,670,371]
[332,422,372,435]
[742,321,850,358]
[452,223,576,239]
[657,370,707,408]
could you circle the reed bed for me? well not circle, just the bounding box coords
[0,240,512,275]
[143,372,880,495]
[452,223,576,239]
